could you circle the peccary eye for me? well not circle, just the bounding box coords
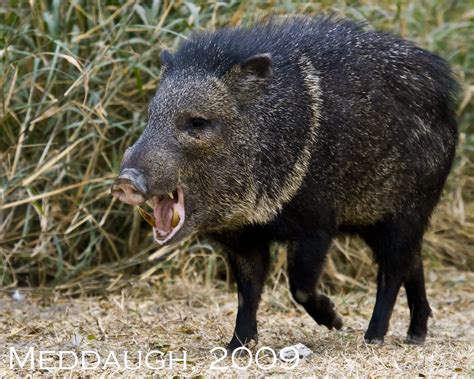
[188,117,209,128]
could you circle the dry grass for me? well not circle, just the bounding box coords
[0,2,473,375]
[0,266,472,376]
[1,0,473,292]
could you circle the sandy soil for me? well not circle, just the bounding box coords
[0,266,472,377]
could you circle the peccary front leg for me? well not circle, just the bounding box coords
[222,237,270,352]
[287,230,343,330]
[364,269,404,343]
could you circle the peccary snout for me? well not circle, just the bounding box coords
[111,168,148,206]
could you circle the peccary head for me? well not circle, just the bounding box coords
[111,48,279,244]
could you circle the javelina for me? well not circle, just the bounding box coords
[111,17,458,350]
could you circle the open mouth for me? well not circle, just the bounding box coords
[137,188,185,245]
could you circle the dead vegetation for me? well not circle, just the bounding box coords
[1,0,473,291]
[0,1,473,376]
[1,266,472,376]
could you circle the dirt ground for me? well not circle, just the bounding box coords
[0,266,472,377]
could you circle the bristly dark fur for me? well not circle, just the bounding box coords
[170,17,459,116]
[117,16,459,350]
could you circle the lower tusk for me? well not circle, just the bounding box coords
[171,207,180,227]
[137,206,156,227]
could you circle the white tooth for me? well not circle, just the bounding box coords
[168,192,174,199]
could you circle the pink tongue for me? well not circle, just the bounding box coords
[154,197,175,232]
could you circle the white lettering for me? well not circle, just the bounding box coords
[38,351,57,369]
[81,351,101,370]
[145,350,165,370]
[58,351,78,370]
[9,347,35,369]
[123,351,141,370]
[102,351,121,369]
[169,351,187,369]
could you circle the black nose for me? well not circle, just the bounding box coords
[111,168,148,205]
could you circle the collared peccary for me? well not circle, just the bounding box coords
[111,17,458,349]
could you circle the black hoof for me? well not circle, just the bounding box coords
[405,333,426,345]
[364,332,384,344]
[320,314,343,330]
[332,315,343,330]
[227,334,258,353]
[312,295,343,331]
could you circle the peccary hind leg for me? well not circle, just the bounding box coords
[362,220,429,344]
[287,231,343,330]
[404,252,432,344]
[224,237,270,351]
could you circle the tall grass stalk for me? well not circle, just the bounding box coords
[1,0,472,293]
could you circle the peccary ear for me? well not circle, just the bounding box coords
[226,54,272,98]
[160,49,173,72]
[240,54,272,79]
